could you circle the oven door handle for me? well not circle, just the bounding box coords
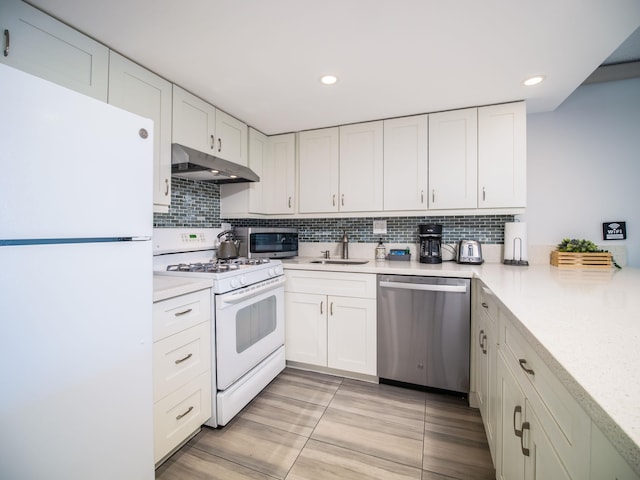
[218,276,286,305]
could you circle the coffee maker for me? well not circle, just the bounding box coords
[419,224,443,264]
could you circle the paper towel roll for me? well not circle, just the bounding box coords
[504,222,528,262]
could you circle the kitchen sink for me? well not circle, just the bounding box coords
[310,259,369,265]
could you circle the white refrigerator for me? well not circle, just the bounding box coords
[0,64,154,479]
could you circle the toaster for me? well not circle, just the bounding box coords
[457,240,484,264]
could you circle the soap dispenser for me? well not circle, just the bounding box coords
[375,238,387,260]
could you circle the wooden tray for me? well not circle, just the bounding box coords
[550,251,612,269]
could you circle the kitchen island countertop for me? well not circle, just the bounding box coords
[283,257,640,473]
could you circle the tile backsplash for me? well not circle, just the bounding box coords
[153,179,513,243]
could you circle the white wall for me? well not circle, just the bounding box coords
[526,77,640,267]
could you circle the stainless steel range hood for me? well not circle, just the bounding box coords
[171,143,259,183]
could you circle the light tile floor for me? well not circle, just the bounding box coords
[156,368,495,480]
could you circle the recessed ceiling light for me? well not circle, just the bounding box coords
[320,74,338,85]
[523,75,545,86]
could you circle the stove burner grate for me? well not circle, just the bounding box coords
[165,257,270,273]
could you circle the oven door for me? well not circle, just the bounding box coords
[215,276,285,390]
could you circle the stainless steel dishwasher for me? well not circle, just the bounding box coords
[377,274,471,394]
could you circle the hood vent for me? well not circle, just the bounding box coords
[171,143,260,183]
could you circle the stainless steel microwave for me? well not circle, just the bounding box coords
[234,227,298,258]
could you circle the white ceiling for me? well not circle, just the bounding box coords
[28,0,640,135]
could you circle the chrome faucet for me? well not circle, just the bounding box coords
[341,230,349,259]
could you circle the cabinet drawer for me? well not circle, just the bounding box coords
[501,314,591,479]
[154,321,211,400]
[477,282,498,322]
[154,371,212,464]
[285,270,376,298]
[153,289,211,341]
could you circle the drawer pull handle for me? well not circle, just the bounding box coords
[519,359,535,376]
[3,29,9,57]
[513,405,523,437]
[174,308,193,317]
[210,135,215,150]
[174,353,193,365]
[481,334,487,354]
[478,329,484,347]
[320,301,323,315]
[481,302,489,309]
[330,302,334,316]
[520,421,531,456]
[176,405,194,420]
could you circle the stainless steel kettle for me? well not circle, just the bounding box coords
[217,230,240,259]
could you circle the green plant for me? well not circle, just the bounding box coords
[556,238,602,253]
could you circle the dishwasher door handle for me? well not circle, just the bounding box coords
[379,281,467,293]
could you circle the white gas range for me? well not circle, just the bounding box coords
[153,228,286,427]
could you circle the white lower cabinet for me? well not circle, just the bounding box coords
[497,353,572,480]
[152,288,212,465]
[474,281,499,462]
[495,314,591,480]
[590,425,640,480]
[284,270,376,376]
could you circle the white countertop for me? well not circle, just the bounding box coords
[283,257,640,472]
[153,275,212,302]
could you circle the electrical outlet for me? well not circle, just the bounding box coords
[373,220,387,235]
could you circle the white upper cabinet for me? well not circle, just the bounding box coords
[478,101,526,208]
[263,133,296,214]
[172,86,248,167]
[172,85,216,154]
[339,121,384,212]
[428,108,478,209]
[215,109,248,167]
[383,115,428,211]
[0,0,109,101]
[298,127,340,213]
[108,51,172,213]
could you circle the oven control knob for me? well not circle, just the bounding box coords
[268,267,276,277]
[230,278,240,289]
[275,265,284,275]
[240,276,248,286]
